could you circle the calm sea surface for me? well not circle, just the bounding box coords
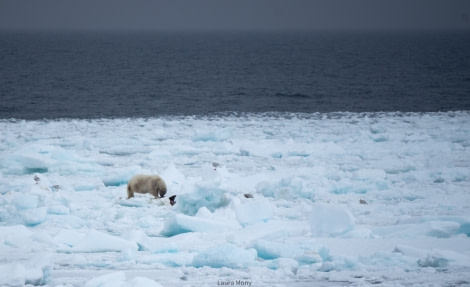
[1,30,469,119]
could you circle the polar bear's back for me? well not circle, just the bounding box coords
[127,174,167,199]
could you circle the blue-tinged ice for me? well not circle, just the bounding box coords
[192,244,257,268]
[309,203,355,237]
[0,112,469,285]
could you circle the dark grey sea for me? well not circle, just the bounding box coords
[1,30,469,119]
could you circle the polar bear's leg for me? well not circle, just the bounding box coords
[127,184,134,199]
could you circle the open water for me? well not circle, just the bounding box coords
[1,30,469,119]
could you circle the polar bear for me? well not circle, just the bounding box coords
[127,174,167,199]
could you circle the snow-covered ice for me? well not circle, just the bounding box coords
[1,112,469,286]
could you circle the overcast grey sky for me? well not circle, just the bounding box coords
[0,0,469,31]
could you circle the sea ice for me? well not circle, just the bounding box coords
[175,182,229,215]
[84,271,165,287]
[309,203,355,237]
[233,197,273,226]
[0,263,25,287]
[84,271,126,287]
[253,239,303,260]
[0,112,469,286]
[70,230,138,253]
[161,212,236,236]
[192,243,257,268]
[0,253,52,286]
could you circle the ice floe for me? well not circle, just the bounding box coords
[0,112,469,286]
